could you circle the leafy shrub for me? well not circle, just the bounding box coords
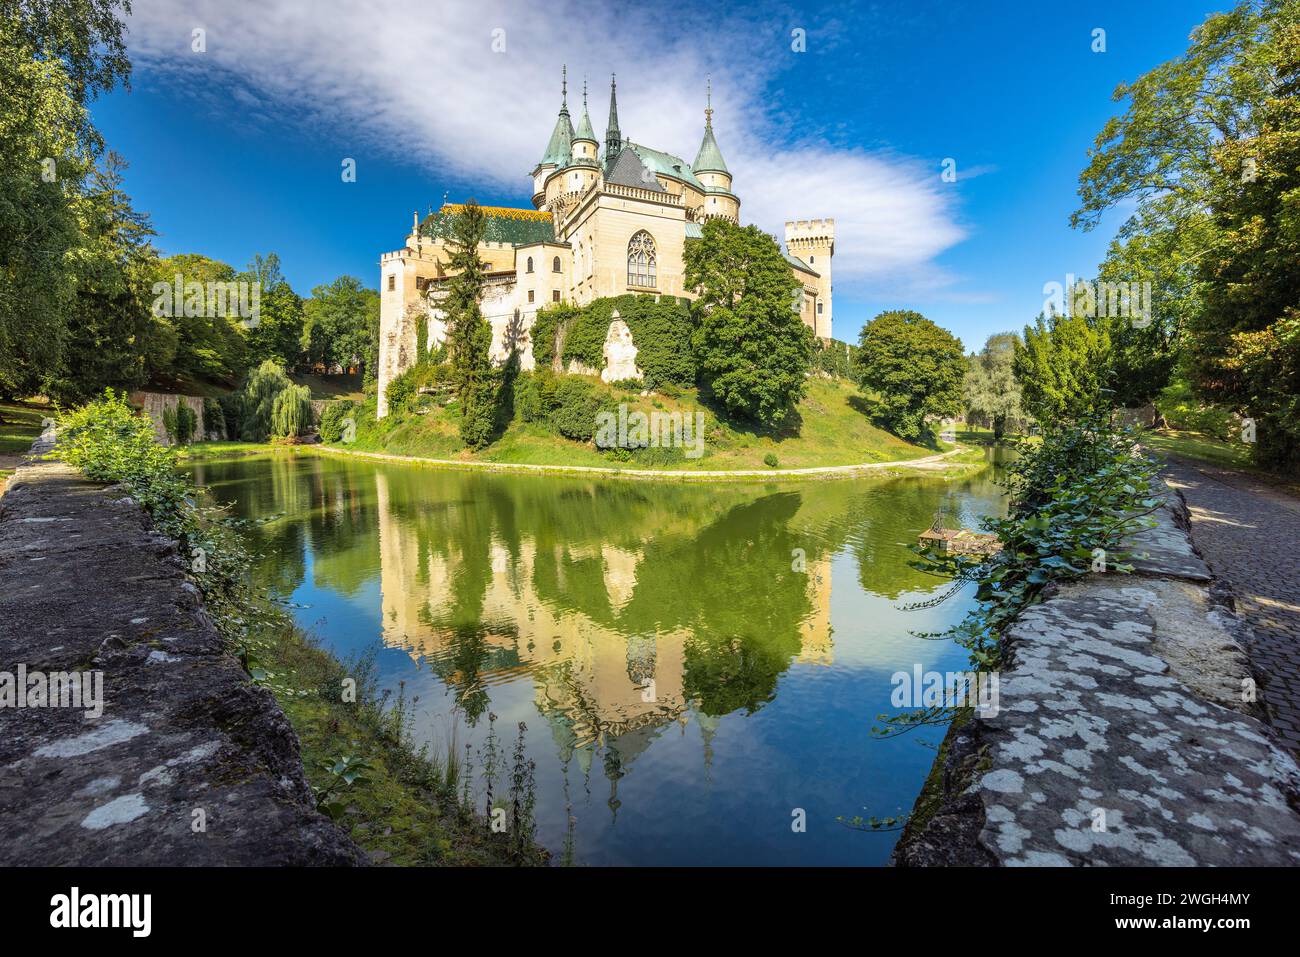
[550,376,609,442]
[385,366,417,415]
[763,452,779,468]
[271,383,313,438]
[318,400,355,443]
[56,391,254,650]
[1154,378,1236,440]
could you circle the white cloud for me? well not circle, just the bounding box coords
[126,0,966,284]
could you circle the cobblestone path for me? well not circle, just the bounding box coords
[1162,457,1300,754]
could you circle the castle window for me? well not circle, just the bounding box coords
[809,256,815,263]
[552,256,561,273]
[627,230,657,288]
[817,301,823,314]
[526,257,534,273]
[387,274,395,291]
[528,290,535,303]
[552,290,560,302]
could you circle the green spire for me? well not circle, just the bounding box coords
[575,78,597,143]
[692,77,729,175]
[539,65,575,168]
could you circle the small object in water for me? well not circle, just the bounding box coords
[917,526,1001,556]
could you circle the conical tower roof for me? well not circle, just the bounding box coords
[539,66,575,168]
[574,80,597,143]
[692,78,729,175]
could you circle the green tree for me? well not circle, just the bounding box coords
[1191,19,1300,470]
[1073,0,1297,463]
[440,200,496,448]
[240,252,304,369]
[45,153,170,403]
[302,275,380,377]
[963,332,1025,439]
[1013,311,1112,423]
[149,253,249,383]
[238,359,293,441]
[684,219,813,426]
[0,1,133,398]
[854,309,965,442]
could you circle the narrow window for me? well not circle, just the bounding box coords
[387,274,395,291]
[552,290,560,302]
[817,301,823,314]
[528,290,535,303]
[552,256,561,273]
[526,257,534,273]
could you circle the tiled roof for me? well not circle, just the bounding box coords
[605,147,667,191]
[421,204,556,245]
[625,141,704,190]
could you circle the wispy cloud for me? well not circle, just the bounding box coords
[126,0,967,284]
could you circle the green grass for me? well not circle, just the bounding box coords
[336,375,938,472]
[175,440,277,460]
[261,618,545,866]
[291,371,365,401]
[0,399,48,455]
[1143,428,1300,495]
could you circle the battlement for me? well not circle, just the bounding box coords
[784,218,835,242]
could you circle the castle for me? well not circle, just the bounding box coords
[377,71,835,417]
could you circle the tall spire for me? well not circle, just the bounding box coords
[538,64,575,169]
[693,75,729,176]
[575,77,596,143]
[604,73,622,168]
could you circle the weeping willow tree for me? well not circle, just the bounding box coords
[271,383,313,438]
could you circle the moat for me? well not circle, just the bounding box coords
[186,451,1007,865]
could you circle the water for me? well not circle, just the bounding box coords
[185,450,1008,865]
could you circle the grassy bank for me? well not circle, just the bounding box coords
[335,375,937,472]
[0,399,49,481]
[253,611,547,866]
[1142,428,1300,496]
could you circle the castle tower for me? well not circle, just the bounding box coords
[604,74,622,170]
[784,219,835,339]
[692,78,739,223]
[568,80,601,194]
[532,66,575,207]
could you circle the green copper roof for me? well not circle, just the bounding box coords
[540,108,574,168]
[421,204,556,246]
[539,68,575,168]
[784,253,819,277]
[575,84,597,142]
[684,221,703,239]
[626,141,703,190]
[692,121,729,175]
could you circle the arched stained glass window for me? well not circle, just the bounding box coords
[627,231,656,288]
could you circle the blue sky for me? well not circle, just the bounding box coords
[93,0,1216,350]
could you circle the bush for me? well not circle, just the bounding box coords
[550,376,609,442]
[1155,378,1236,440]
[763,452,779,468]
[385,367,417,415]
[271,383,313,438]
[56,391,253,648]
[318,399,355,443]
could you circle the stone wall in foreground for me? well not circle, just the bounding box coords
[893,481,1300,866]
[0,432,362,865]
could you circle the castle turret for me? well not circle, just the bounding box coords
[562,80,601,198]
[693,79,739,222]
[533,66,575,206]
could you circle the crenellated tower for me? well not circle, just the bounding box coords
[784,219,834,339]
